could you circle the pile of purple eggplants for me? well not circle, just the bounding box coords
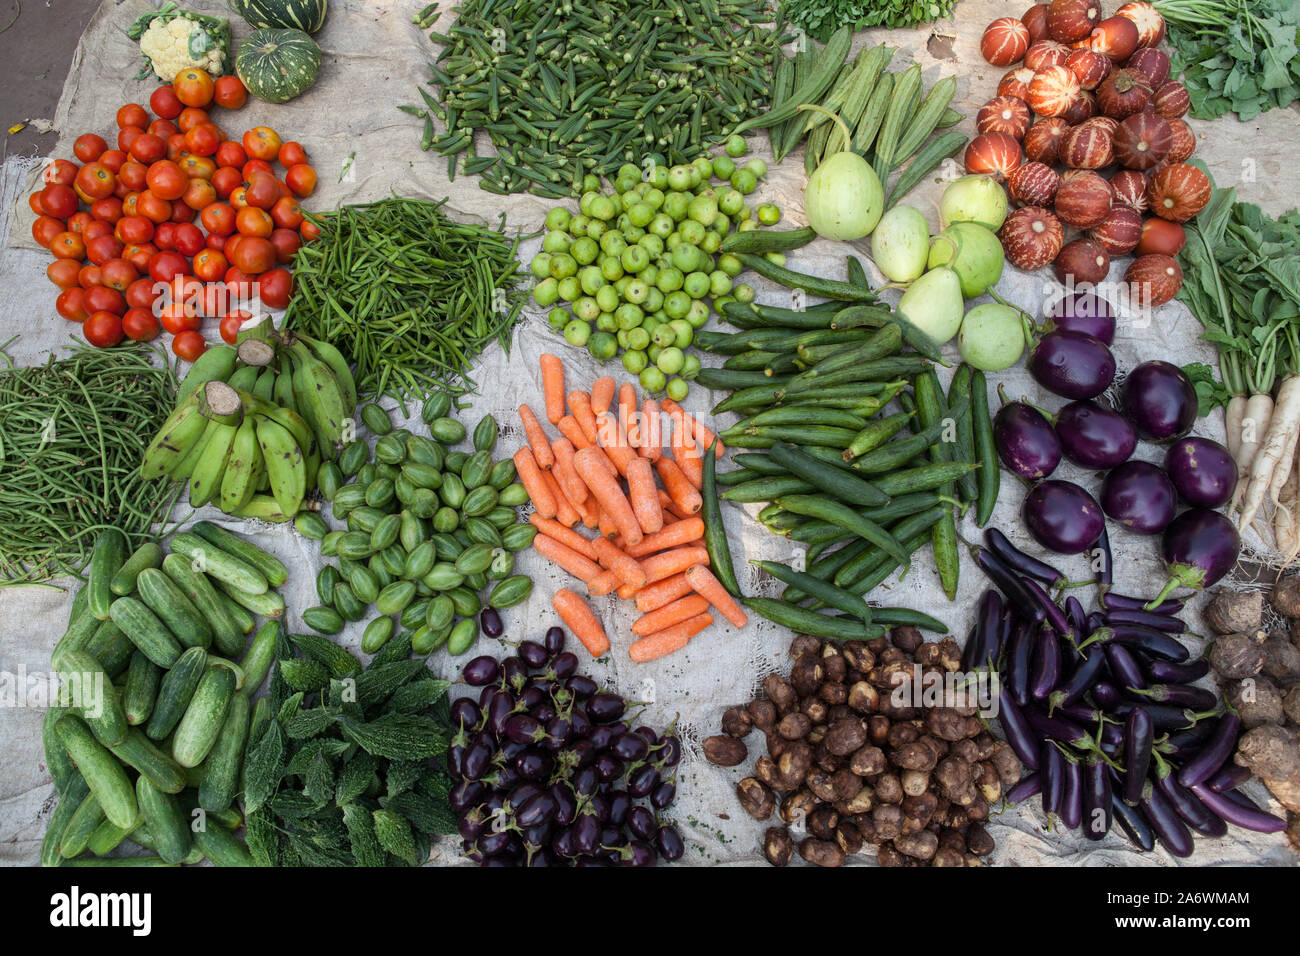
[447,626,685,866]
[968,526,1287,856]
[999,291,1242,605]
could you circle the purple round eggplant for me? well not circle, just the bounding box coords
[994,400,1062,480]
[461,655,500,686]
[1027,330,1117,400]
[1055,400,1137,469]
[480,607,504,638]
[1151,508,1241,606]
[1121,361,1198,441]
[1164,437,1237,508]
[1021,479,1106,554]
[1045,291,1116,345]
[1100,460,1177,534]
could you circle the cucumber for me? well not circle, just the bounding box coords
[168,532,269,595]
[172,666,235,768]
[135,776,191,864]
[82,618,134,677]
[239,621,279,694]
[146,646,208,741]
[110,541,163,596]
[108,596,182,668]
[192,818,254,866]
[87,529,127,620]
[218,588,258,636]
[59,792,107,859]
[40,775,89,867]
[50,587,97,671]
[107,728,187,794]
[87,816,138,856]
[55,649,128,747]
[43,705,79,794]
[55,715,138,829]
[213,576,286,619]
[192,520,288,587]
[160,553,245,656]
[136,567,214,649]
[123,651,161,726]
[198,693,248,813]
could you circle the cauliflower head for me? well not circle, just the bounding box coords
[138,14,227,81]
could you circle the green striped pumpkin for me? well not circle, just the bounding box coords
[233,0,328,34]
[235,28,321,104]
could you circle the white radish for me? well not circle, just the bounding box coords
[1268,407,1300,508]
[1238,377,1298,530]
[1276,456,1299,565]
[1229,391,1274,515]
[1224,394,1246,460]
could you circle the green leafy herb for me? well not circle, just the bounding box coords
[781,0,958,44]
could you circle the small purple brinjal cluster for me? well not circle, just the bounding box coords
[1002,291,1240,605]
[447,626,685,866]
[971,526,1287,856]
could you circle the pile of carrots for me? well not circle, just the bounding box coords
[516,354,748,662]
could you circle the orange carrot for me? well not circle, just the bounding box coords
[685,563,748,628]
[656,489,688,522]
[596,411,637,476]
[575,445,641,545]
[654,458,703,514]
[567,390,599,444]
[587,569,619,597]
[533,533,602,583]
[591,376,616,415]
[574,493,600,530]
[618,382,638,444]
[617,582,640,600]
[518,403,555,469]
[677,446,703,490]
[556,414,592,450]
[661,397,723,458]
[552,588,610,657]
[597,505,617,540]
[529,513,596,560]
[622,516,705,557]
[591,536,648,589]
[628,612,713,663]
[541,469,580,527]
[634,572,694,613]
[550,437,588,505]
[639,398,662,460]
[513,448,556,519]
[632,593,711,636]
[639,545,709,584]
[540,353,565,425]
[625,457,664,536]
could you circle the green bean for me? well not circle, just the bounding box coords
[741,597,883,641]
[775,495,909,565]
[752,560,872,622]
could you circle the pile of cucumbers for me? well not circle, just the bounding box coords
[42,523,289,867]
[299,391,537,657]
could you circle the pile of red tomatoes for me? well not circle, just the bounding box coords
[29,68,318,361]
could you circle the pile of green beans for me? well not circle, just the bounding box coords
[284,198,527,402]
[701,257,1001,636]
[0,342,178,587]
[410,0,790,196]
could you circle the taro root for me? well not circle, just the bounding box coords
[886,722,920,748]
[927,707,981,741]
[721,705,753,738]
[763,826,794,867]
[891,739,940,772]
[874,772,904,805]
[935,756,978,805]
[975,761,1004,802]
[850,744,887,778]
[781,788,817,823]
[763,672,798,712]
[1224,676,1285,729]
[821,646,847,682]
[902,792,938,831]
[989,741,1024,787]
[1261,632,1300,682]
[966,822,996,856]
[841,786,874,816]
[807,769,840,803]
[790,634,821,658]
[777,711,813,740]
[848,680,879,713]
[938,827,966,854]
[766,732,789,760]
[836,821,864,856]
[703,734,747,766]
[891,625,924,655]
[806,804,840,840]
[1234,724,1300,814]
[1270,577,1300,618]
[841,640,876,673]
[872,803,905,841]
[877,843,909,867]
[893,829,939,862]
[778,740,814,787]
[799,838,846,868]
[802,697,830,724]
[1282,685,1300,726]
[932,847,965,867]
[900,769,931,797]
[737,777,776,820]
[818,681,848,706]
[754,754,783,790]
[790,655,824,696]
[1208,631,1267,679]
[825,716,869,755]
[830,767,861,801]
[747,698,777,731]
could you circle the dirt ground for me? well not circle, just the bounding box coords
[0,0,97,157]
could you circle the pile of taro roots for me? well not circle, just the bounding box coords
[704,628,1020,867]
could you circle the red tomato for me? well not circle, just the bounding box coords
[213,76,248,111]
[159,300,199,335]
[47,259,82,289]
[68,212,94,234]
[241,158,274,182]
[118,126,144,153]
[86,234,124,266]
[235,206,274,238]
[182,178,217,213]
[125,277,160,310]
[100,258,139,292]
[97,149,127,174]
[300,219,321,242]
[148,118,179,140]
[177,107,209,133]
[224,265,256,301]
[83,311,125,348]
[43,158,79,186]
[82,221,114,242]
[211,166,242,199]
[154,221,178,250]
[91,197,124,224]
[166,134,188,163]
[242,127,281,162]
[184,123,220,157]
[122,242,157,272]
[117,103,149,130]
[150,86,183,120]
[277,141,308,167]
[201,202,236,237]
[257,267,292,309]
[228,185,249,210]
[244,172,280,212]
[115,215,154,245]
[50,231,87,260]
[148,250,190,283]
[128,132,166,165]
[75,163,115,201]
[269,227,302,264]
[192,248,228,283]
[174,69,215,109]
[205,232,227,253]
[29,191,45,216]
[172,329,207,362]
[195,282,229,318]
[74,134,107,163]
[118,160,148,192]
[219,309,251,344]
[78,264,103,288]
[56,287,89,322]
[84,285,125,316]
[170,201,196,223]
[174,223,205,257]
[33,215,64,247]
[229,236,275,275]
[145,161,186,201]
[40,183,79,219]
[285,164,317,198]
[122,307,161,341]
[178,155,216,180]
[269,196,303,230]
[136,189,173,224]
[215,142,247,170]
[112,177,132,201]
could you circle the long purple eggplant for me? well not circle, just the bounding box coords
[1177,714,1240,788]
[1060,758,1084,830]
[1142,783,1194,857]
[1123,707,1154,806]
[1153,753,1227,838]
[962,589,1004,671]
[1159,720,1218,760]
[1103,607,1186,633]
[1095,524,1113,594]
[1111,795,1155,851]
[1083,754,1112,841]
[1145,657,1209,684]
[1006,772,1042,804]
[1048,643,1108,713]
[1190,782,1286,833]
[1113,700,1203,731]
[1092,681,1122,710]
[1041,741,1065,817]
[1105,643,1148,692]
[1086,623,1190,662]
[1101,592,1184,615]
[1065,595,1088,636]
[1023,576,1072,636]
[1130,682,1217,711]
[973,547,1047,626]
[1026,707,1095,751]
[984,527,1066,588]
[1206,762,1252,793]
[1030,626,1063,700]
[1099,720,1124,751]
[1005,620,1034,706]
[998,689,1040,770]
